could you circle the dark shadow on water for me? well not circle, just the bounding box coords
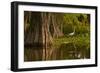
[24,42,90,61]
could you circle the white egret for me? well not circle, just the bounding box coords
[68,26,75,36]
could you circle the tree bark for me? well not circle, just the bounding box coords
[24,12,64,61]
[50,13,64,38]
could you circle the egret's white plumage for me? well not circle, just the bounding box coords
[68,26,75,36]
[68,32,75,36]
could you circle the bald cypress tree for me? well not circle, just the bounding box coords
[24,12,64,61]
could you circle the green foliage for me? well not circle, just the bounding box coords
[53,34,90,59]
[24,12,90,60]
[62,13,90,35]
[53,13,90,59]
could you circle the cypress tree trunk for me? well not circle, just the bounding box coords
[41,13,55,60]
[24,12,64,61]
[50,14,64,38]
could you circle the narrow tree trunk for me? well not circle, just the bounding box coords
[50,14,64,38]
